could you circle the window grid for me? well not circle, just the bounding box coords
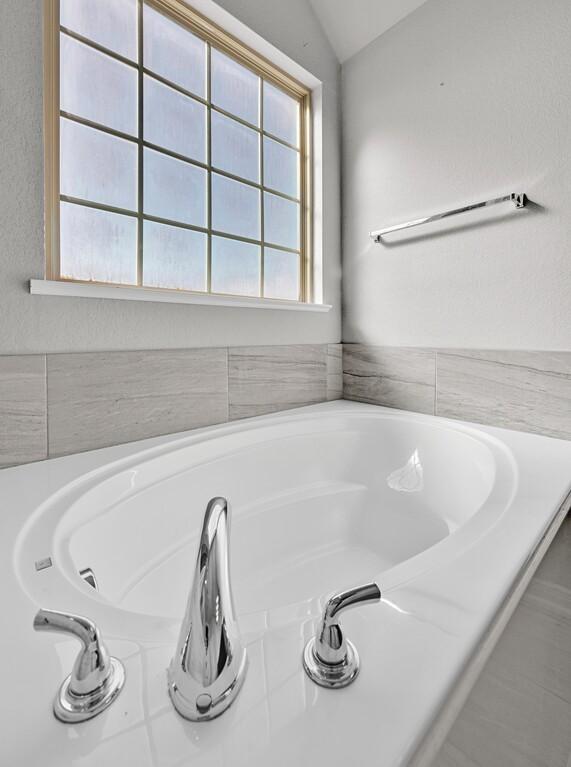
[50,0,310,302]
[137,0,144,287]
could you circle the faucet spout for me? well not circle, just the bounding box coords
[167,497,247,721]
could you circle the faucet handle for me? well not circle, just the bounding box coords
[34,608,125,722]
[303,582,381,688]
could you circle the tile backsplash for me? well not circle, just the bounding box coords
[1,342,569,469]
[228,345,327,420]
[0,355,47,466]
[343,345,571,441]
[435,350,571,440]
[343,345,435,415]
[0,344,342,468]
[47,349,229,457]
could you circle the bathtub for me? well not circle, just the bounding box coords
[3,401,571,766]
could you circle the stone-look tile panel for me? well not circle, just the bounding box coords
[434,517,571,767]
[343,344,436,414]
[0,356,47,468]
[228,345,327,420]
[47,349,228,456]
[326,344,343,401]
[436,350,571,439]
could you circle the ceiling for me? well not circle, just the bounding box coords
[308,0,430,63]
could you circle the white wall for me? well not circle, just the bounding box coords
[308,0,429,63]
[0,0,341,354]
[342,0,571,350]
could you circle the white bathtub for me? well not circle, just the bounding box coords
[3,401,571,766]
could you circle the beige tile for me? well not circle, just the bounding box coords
[436,350,571,439]
[0,355,47,468]
[228,345,327,420]
[343,344,436,414]
[47,349,228,456]
[326,344,343,401]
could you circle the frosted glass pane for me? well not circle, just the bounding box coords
[60,34,138,136]
[60,118,137,210]
[264,193,299,250]
[263,82,299,147]
[143,4,206,98]
[211,237,260,296]
[144,75,206,162]
[211,111,259,183]
[211,49,260,126]
[143,221,206,291]
[264,248,299,300]
[60,0,138,61]
[212,174,260,240]
[144,148,207,227]
[263,137,299,198]
[60,202,137,284]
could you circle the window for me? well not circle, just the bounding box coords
[45,0,312,302]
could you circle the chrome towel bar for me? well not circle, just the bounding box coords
[370,192,526,243]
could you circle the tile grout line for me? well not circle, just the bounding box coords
[226,346,230,423]
[434,350,438,415]
[44,354,50,460]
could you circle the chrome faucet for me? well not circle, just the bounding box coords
[303,582,381,688]
[167,497,247,721]
[33,609,125,722]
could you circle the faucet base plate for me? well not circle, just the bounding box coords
[168,649,248,722]
[303,637,360,689]
[54,657,125,723]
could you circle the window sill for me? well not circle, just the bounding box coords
[29,280,332,312]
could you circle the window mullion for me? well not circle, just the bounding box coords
[206,42,213,295]
[60,110,138,144]
[142,67,209,107]
[210,103,260,136]
[260,79,265,298]
[60,194,138,218]
[137,0,144,287]
[261,129,300,154]
[60,26,138,70]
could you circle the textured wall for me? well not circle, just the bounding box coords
[342,0,571,349]
[0,0,341,354]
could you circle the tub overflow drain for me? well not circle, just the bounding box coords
[79,567,99,591]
